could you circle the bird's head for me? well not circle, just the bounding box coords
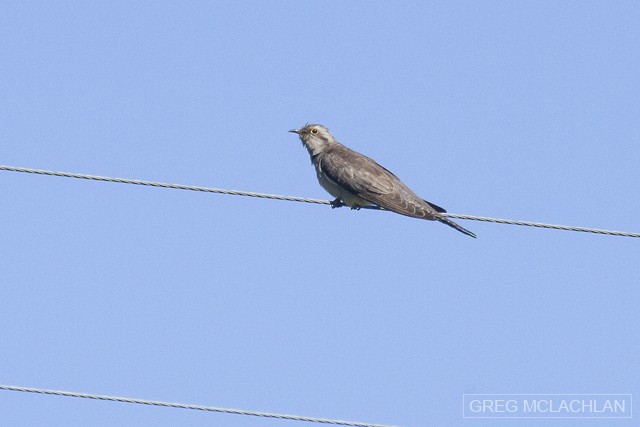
[289,123,336,156]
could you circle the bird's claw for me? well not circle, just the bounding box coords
[330,198,361,210]
[330,198,345,209]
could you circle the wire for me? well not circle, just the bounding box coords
[441,213,640,237]
[1,164,638,238]
[0,385,396,427]
[0,165,329,205]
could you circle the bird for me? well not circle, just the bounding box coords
[289,123,476,238]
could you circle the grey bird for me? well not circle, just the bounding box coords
[289,123,476,238]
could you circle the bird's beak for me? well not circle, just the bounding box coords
[289,129,300,134]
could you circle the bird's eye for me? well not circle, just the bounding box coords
[311,128,319,135]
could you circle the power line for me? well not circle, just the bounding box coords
[0,385,396,427]
[1,164,638,238]
[0,164,329,205]
[441,213,639,237]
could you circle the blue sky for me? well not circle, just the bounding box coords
[2,2,638,426]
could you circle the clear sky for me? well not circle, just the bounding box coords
[2,2,639,426]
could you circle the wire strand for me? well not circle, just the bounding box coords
[0,385,396,427]
[2,164,638,238]
[0,165,330,205]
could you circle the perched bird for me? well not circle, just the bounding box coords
[290,123,476,238]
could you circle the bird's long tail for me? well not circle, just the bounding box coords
[437,216,477,238]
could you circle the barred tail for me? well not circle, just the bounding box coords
[437,216,477,238]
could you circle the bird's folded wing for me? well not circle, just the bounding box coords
[319,148,396,196]
[319,148,439,218]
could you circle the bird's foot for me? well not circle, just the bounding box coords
[350,206,361,210]
[330,198,345,209]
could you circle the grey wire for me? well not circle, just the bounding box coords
[1,164,638,238]
[0,165,329,205]
[442,213,640,237]
[0,385,396,427]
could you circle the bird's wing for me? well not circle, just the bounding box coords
[319,147,439,219]
[319,147,395,195]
